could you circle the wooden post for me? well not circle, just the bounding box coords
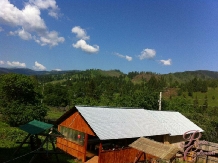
[98,142,102,163]
[133,151,144,163]
[83,133,88,162]
[143,152,146,163]
[164,134,169,144]
[206,155,208,163]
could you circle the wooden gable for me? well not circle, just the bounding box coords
[57,108,95,136]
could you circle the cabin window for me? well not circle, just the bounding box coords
[59,126,85,146]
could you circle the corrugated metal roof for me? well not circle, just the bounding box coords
[76,106,169,140]
[146,110,204,136]
[76,106,203,140]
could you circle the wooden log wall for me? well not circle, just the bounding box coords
[59,111,95,136]
[57,137,86,162]
[56,111,95,162]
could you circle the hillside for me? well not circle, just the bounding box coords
[130,70,218,84]
[0,68,218,83]
[167,70,218,82]
[0,68,124,76]
[0,67,81,76]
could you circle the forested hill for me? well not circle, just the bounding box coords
[168,70,218,81]
[0,67,218,83]
[0,68,124,77]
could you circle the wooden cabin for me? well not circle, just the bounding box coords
[55,106,203,163]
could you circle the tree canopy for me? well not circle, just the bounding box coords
[0,74,47,126]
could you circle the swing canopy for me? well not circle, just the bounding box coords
[19,120,53,135]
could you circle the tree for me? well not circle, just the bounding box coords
[0,74,42,105]
[0,74,47,126]
[208,79,218,90]
[43,83,68,107]
[3,102,47,126]
[147,76,158,90]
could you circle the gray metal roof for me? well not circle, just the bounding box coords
[76,106,203,140]
[146,110,204,136]
[76,106,169,140]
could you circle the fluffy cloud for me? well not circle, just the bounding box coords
[73,39,99,53]
[115,53,132,61]
[159,59,172,66]
[138,48,156,60]
[0,0,64,47]
[72,26,90,40]
[34,30,64,46]
[29,0,60,18]
[33,61,46,70]
[0,60,4,64]
[72,26,99,53]
[10,28,32,40]
[0,1,46,30]
[6,61,26,67]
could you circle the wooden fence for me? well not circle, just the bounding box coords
[98,147,148,163]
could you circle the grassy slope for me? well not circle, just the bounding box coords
[190,88,218,107]
[163,87,218,107]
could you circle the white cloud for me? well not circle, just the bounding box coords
[10,28,32,40]
[159,59,172,66]
[73,39,99,53]
[0,1,46,30]
[0,60,4,64]
[33,61,46,70]
[29,0,60,19]
[126,56,133,61]
[18,29,32,40]
[71,26,99,53]
[72,26,90,40]
[34,30,64,46]
[138,48,156,60]
[115,53,132,61]
[0,0,64,47]
[6,61,26,67]
[53,68,61,71]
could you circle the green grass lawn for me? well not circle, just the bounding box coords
[46,107,66,120]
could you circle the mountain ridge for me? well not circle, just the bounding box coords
[0,67,80,75]
[1,67,218,82]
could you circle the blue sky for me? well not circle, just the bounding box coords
[0,0,218,74]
